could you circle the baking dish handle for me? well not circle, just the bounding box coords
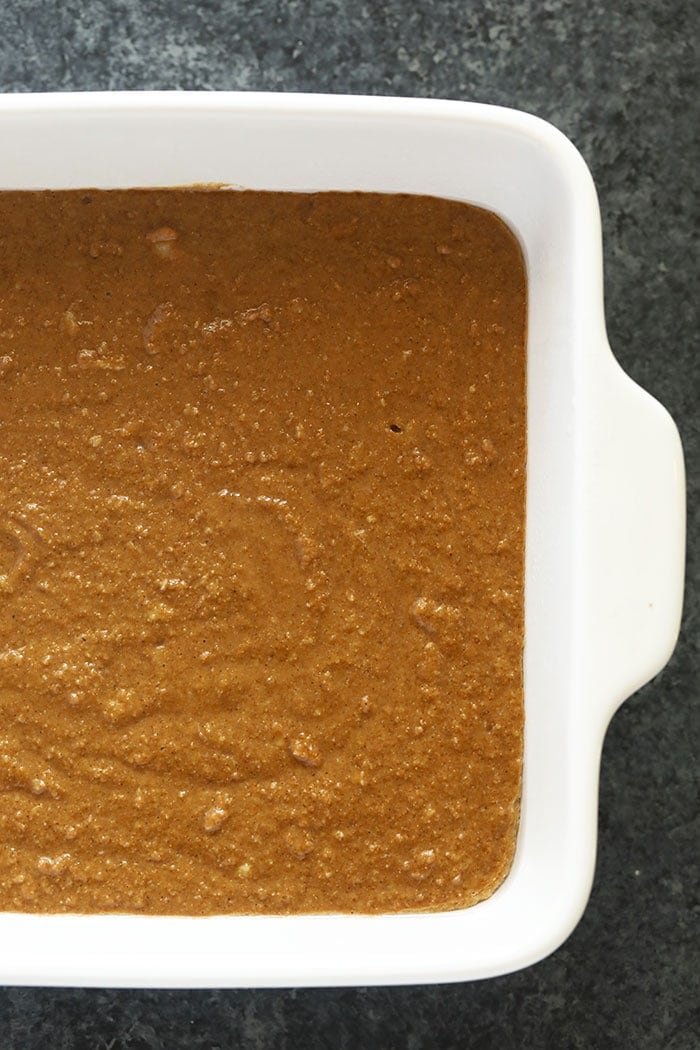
[582,349,685,727]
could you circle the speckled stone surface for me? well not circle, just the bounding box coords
[0,1,698,1047]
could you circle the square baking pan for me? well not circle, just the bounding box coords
[0,92,685,986]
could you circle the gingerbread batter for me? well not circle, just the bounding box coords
[0,190,526,914]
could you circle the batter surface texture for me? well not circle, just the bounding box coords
[0,190,526,914]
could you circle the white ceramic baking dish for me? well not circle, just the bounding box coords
[0,92,685,987]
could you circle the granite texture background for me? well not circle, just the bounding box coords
[0,1,697,1047]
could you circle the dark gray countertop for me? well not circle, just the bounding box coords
[0,1,697,1047]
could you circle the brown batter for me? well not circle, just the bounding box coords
[0,189,526,915]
